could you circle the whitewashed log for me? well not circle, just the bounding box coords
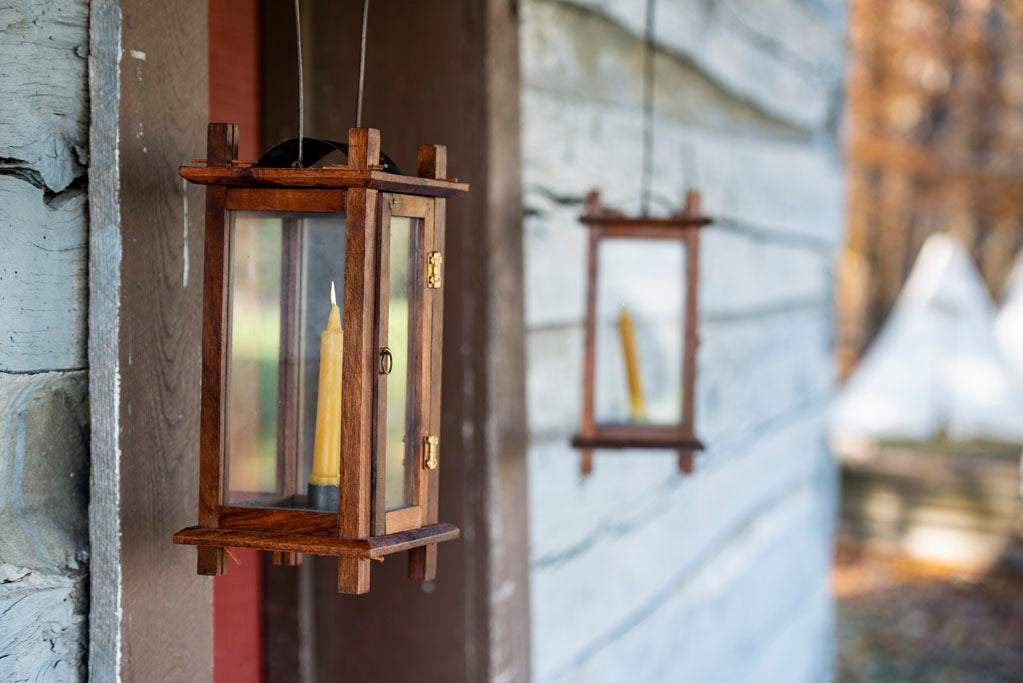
[87,0,124,680]
[522,92,843,244]
[0,371,88,571]
[531,0,844,131]
[527,304,832,442]
[0,0,89,192]
[0,565,86,683]
[0,177,87,372]
[523,200,834,328]
[529,412,833,679]
[520,0,845,678]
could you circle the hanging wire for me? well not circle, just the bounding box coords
[294,0,304,167]
[356,0,370,128]
[640,0,657,216]
[681,141,697,192]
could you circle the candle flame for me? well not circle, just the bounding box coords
[330,280,337,307]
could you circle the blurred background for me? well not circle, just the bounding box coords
[833,1,1023,680]
[4,0,1023,680]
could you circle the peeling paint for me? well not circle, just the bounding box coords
[88,0,125,679]
[0,0,89,192]
[0,564,86,681]
[182,178,189,287]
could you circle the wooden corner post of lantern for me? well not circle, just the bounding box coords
[173,123,467,594]
[571,189,711,476]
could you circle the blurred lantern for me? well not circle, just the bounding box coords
[173,123,467,594]
[571,190,710,475]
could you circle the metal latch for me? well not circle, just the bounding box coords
[427,251,443,289]
[423,435,439,470]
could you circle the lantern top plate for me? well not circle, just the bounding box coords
[179,165,468,198]
[579,189,711,237]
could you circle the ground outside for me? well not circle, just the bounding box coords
[834,536,1023,682]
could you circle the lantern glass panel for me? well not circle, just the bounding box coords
[384,215,418,510]
[225,211,346,509]
[594,238,687,426]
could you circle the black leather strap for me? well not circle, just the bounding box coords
[255,137,402,174]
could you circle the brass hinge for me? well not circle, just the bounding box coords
[427,251,443,289]
[423,435,439,470]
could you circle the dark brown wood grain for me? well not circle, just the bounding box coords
[179,165,469,196]
[412,200,431,514]
[218,505,338,535]
[225,187,346,212]
[173,523,459,557]
[347,127,380,171]
[114,2,213,678]
[409,143,447,581]
[336,127,381,593]
[197,123,237,576]
[382,192,435,539]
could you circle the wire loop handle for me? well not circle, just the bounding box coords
[640,0,656,216]
[294,0,304,167]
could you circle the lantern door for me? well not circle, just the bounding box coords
[373,193,439,535]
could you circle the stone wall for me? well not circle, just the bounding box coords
[521,1,845,680]
[0,1,90,679]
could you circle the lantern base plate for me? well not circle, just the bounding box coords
[571,425,703,452]
[173,522,459,559]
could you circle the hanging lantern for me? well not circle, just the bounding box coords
[571,190,710,475]
[173,123,467,594]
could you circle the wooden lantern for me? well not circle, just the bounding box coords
[173,123,467,594]
[571,190,711,475]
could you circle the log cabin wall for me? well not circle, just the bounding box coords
[521,2,846,680]
[0,1,90,679]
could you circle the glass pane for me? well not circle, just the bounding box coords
[385,216,417,509]
[594,238,686,426]
[226,212,346,510]
[227,214,282,501]
[296,216,346,508]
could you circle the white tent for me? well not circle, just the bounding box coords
[995,250,1023,380]
[831,233,1023,443]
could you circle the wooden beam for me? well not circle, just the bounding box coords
[88,0,213,679]
[86,0,124,677]
[197,122,236,577]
